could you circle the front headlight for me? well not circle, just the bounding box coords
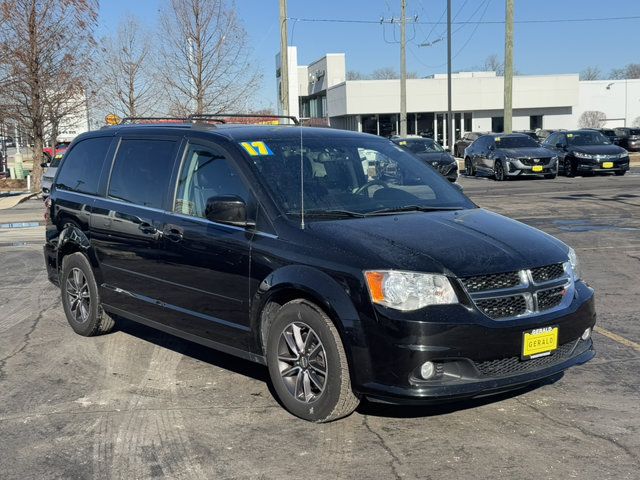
[574,151,594,159]
[567,247,581,280]
[364,270,458,311]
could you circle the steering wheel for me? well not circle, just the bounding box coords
[354,179,389,195]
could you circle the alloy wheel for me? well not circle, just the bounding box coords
[277,322,327,403]
[66,267,91,323]
[495,161,505,181]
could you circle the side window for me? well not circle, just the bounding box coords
[174,144,253,219]
[55,137,111,194]
[544,133,558,146]
[557,134,567,146]
[108,138,178,209]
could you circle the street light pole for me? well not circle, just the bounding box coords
[446,0,453,150]
[400,0,407,137]
[279,0,289,118]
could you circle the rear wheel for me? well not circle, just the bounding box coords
[61,253,115,336]
[265,300,359,422]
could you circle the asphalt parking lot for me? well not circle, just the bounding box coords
[1,171,639,479]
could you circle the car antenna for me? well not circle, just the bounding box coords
[299,123,305,230]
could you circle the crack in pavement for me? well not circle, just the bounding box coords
[0,308,45,381]
[362,415,403,480]
[515,398,638,461]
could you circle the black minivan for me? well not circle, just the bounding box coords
[44,120,596,422]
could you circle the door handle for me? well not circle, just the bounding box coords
[164,227,183,242]
[139,222,158,235]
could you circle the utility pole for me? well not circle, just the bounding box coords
[446,0,453,150]
[279,0,289,118]
[503,0,514,133]
[399,0,407,137]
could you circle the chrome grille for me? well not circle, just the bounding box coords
[531,263,565,283]
[519,158,551,166]
[461,263,573,320]
[476,295,527,319]
[461,271,521,293]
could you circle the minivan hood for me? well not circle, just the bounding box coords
[306,208,568,277]
[498,147,553,158]
[571,144,625,155]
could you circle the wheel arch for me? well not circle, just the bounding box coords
[55,225,103,285]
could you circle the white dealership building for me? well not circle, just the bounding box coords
[276,47,640,147]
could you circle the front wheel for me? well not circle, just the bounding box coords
[494,160,506,181]
[544,173,557,179]
[615,170,626,176]
[265,300,359,422]
[564,158,575,177]
[465,158,475,176]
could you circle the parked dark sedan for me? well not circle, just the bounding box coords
[464,133,558,181]
[543,130,630,177]
[613,127,640,151]
[591,128,620,146]
[453,132,483,158]
[393,137,458,182]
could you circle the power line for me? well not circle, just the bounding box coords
[286,14,640,25]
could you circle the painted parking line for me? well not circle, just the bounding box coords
[594,326,640,352]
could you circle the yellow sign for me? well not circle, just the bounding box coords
[532,165,543,172]
[240,141,274,156]
[105,113,121,126]
[523,326,558,358]
[602,162,613,168]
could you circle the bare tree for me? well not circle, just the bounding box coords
[610,63,640,80]
[371,67,399,80]
[0,0,97,191]
[578,111,607,129]
[156,0,262,116]
[346,70,367,80]
[94,16,155,119]
[580,66,601,81]
[482,54,504,75]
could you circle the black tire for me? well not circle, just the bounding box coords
[265,299,359,422]
[544,173,557,179]
[615,170,626,176]
[494,160,506,181]
[564,158,575,177]
[60,252,115,336]
[465,157,475,176]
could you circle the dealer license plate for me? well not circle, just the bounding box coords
[602,162,613,168]
[532,165,543,172]
[522,326,558,359]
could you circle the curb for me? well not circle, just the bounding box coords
[0,192,38,210]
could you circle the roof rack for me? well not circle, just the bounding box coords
[189,113,299,125]
[119,117,196,124]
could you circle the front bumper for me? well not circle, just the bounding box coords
[352,281,596,404]
[430,162,458,182]
[505,158,557,177]
[576,158,629,173]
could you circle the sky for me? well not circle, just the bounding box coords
[97,0,640,110]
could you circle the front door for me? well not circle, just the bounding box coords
[158,140,256,348]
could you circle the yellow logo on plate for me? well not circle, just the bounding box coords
[240,141,274,156]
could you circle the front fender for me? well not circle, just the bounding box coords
[250,264,372,381]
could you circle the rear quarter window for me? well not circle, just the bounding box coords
[54,137,112,195]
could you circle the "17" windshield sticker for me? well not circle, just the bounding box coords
[240,141,274,156]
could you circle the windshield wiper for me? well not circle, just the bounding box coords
[286,209,367,218]
[366,205,463,216]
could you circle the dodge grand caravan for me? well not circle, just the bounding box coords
[44,119,596,422]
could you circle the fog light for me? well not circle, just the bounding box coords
[581,328,592,340]
[420,361,436,379]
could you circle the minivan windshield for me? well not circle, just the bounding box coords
[495,135,540,148]
[245,135,474,217]
[568,131,610,146]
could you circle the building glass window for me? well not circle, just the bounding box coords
[530,115,543,130]
[492,116,504,133]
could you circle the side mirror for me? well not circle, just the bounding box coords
[205,195,254,228]
[555,143,564,149]
[40,162,49,168]
[488,145,495,151]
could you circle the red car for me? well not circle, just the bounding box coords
[43,141,71,162]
